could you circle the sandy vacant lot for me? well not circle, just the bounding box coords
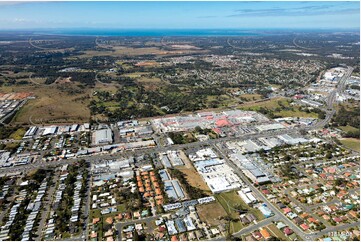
[177,166,212,195]
[197,202,227,226]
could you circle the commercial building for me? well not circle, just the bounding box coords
[42,126,58,136]
[255,123,285,132]
[152,110,269,133]
[277,134,308,145]
[193,158,242,193]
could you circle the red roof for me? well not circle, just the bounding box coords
[262,189,270,195]
[283,227,294,235]
[319,173,327,179]
[333,217,342,223]
[283,207,292,214]
[308,217,317,223]
[300,224,309,230]
[215,119,230,127]
[212,128,221,134]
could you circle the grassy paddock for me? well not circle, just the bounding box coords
[10,128,26,140]
[339,125,359,133]
[340,138,360,152]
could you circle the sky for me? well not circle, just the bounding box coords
[0,1,359,30]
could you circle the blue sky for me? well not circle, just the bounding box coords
[0,1,359,30]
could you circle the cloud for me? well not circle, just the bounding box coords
[13,18,27,22]
[227,4,359,17]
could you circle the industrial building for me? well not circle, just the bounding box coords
[159,169,170,181]
[229,152,270,184]
[23,126,38,139]
[0,151,10,167]
[160,154,172,168]
[92,126,113,146]
[118,125,153,137]
[42,126,58,136]
[166,150,184,166]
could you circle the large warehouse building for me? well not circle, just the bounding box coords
[92,127,113,146]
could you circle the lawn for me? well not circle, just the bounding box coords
[267,224,289,241]
[9,128,26,140]
[196,202,227,226]
[340,138,360,152]
[215,191,250,233]
[91,204,127,220]
[216,191,264,222]
[91,209,102,219]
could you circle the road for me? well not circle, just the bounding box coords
[292,37,317,51]
[83,176,92,241]
[35,173,59,240]
[28,38,53,50]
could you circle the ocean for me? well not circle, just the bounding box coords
[34,28,265,37]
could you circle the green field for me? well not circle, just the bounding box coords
[339,125,360,133]
[274,109,318,118]
[215,191,264,234]
[267,224,289,241]
[340,138,360,152]
[240,97,320,118]
[240,97,289,110]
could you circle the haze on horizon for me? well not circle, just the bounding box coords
[0,1,359,30]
